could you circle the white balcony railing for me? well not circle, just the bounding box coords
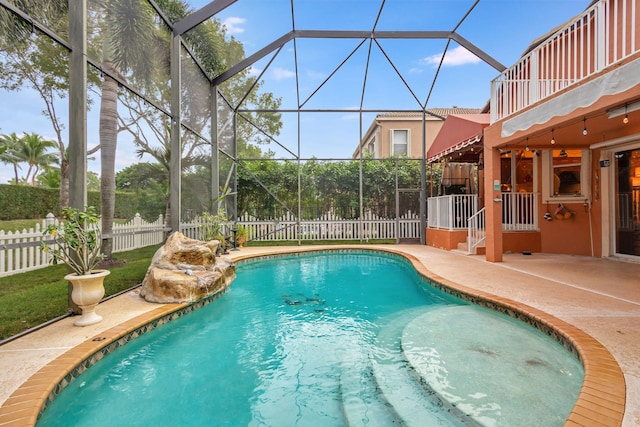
[427,192,538,233]
[491,0,639,122]
[502,192,538,231]
[427,195,478,230]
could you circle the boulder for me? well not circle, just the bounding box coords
[140,232,236,303]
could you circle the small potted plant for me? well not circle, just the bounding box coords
[42,206,109,326]
[235,224,248,247]
[198,208,232,255]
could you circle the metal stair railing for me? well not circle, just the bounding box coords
[467,207,486,254]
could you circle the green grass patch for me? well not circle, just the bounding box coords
[0,219,42,233]
[0,244,161,341]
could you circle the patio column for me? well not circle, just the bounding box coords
[170,30,182,232]
[68,0,87,210]
[484,147,503,262]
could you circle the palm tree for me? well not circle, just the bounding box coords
[37,166,61,188]
[0,133,23,184]
[134,133,208,228]
[0,2,71,201]
[96,0,163,258]
[14,132,58,186]
[93,0,281,258]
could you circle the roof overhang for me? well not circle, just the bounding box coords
[427,113,490,163]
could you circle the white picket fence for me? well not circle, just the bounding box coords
[242,210,421,242]
[110,214,167,252]
[0,213,166,278]
[1,210,421,278]
[181,211,421,243]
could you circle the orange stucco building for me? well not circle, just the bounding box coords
[483,0,640,262]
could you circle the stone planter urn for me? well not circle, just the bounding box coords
[64,269,110,326]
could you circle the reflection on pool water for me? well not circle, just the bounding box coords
[37,251,583,426]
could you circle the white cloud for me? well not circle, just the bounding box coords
[305,69,327,80]
[272,67,296,80]
[422,45,481,67]
[340,112,359,121]
[222,17,246,34]
[247,66,261,77]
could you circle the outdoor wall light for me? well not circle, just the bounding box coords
[623,107,629,124]
[560,148,567,157]
[608,101,640,122]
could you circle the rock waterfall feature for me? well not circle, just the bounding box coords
[140,232,236,303]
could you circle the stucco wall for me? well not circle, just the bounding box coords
[376,118,444,158]
[503,232,541,254]
[425,228,467,251]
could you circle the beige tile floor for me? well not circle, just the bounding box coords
[0,245,638,426]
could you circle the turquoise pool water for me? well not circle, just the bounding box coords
[37,251,583,426]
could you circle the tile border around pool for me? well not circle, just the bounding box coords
[0,246,625,427]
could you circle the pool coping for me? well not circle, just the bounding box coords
[0,246,626,426]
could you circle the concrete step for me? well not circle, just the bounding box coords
[369,306,469,427]
[339,361,399,426]
[456,241,486,255]
[401,305,583,427]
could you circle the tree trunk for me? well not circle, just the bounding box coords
[164,191,171,230]
[99,62,119,259]
[59,157,69,210]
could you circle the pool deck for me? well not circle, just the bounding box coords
[0,245,638,426]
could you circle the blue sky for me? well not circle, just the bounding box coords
[0,0,591,183]
[191,0,591,159]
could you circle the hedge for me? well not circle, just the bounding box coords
[0,184,163,220]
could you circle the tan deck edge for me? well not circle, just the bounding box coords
[0,246,626,427]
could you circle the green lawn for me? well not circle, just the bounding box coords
[0,244,161,341]
[0,219,41,233]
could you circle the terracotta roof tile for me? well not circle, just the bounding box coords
[378,108,483,119]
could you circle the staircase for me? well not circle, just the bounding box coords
[340,304,581,427]
[460,207,485,255]
[456,239,485,255]
[339,307,480,427]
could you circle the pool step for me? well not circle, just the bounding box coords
[339,307,442,426]
[339,360,400,426]
[369,306,471,427]
[400,305,582,427]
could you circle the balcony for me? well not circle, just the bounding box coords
[491,0,639,123]
[427,192,538,232]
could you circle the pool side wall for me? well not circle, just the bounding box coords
[0,246,625,427]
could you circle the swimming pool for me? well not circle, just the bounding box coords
[36,250,583,426]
